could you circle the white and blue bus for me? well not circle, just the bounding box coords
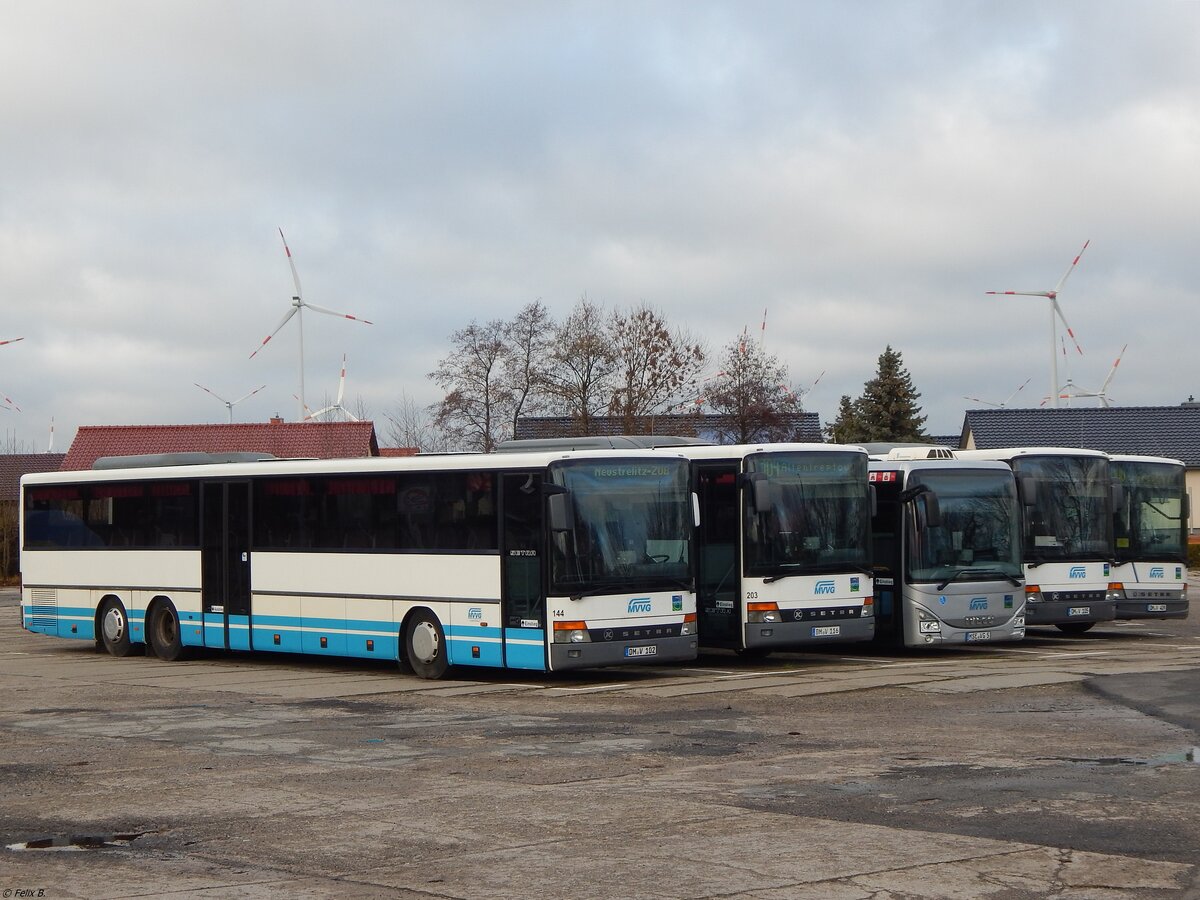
[1109,454,1189,621]
[868,451,1026,646]
[957,447,1116,634]
[681,443,874,654]
[20,448,699,678]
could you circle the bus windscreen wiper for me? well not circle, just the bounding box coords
[936,568,1023,591]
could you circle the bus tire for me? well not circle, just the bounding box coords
[148,601,188,662]
[1055,622,1095,635]
[98,598,134,658]
[403,610,449,680]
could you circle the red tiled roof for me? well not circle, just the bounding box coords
[1,453,66,503]
[379,447,419,457]
[61,422,380,471]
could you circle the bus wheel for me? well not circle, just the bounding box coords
[404,611,449,680]
[148,601,187,662]
[1056,622,1095,635]
[98,599,134,658]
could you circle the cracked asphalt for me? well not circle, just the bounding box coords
[2,584,1199,899]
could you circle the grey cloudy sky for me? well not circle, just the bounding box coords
[2,1,1198,451]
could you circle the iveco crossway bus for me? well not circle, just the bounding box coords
[868,450,1026,646]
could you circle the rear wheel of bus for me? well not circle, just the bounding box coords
[148,600,188,661]
[403,610,449,680]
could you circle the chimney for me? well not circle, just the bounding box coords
[270,415,285,424]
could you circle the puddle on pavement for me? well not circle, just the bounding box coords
[1040,747,1199,767]
[6,831,153,851]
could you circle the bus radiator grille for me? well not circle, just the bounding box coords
[29,589,58,628]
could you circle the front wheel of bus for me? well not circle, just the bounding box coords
[1055,622,1095,635]
[149,601,187,662]
[98,599,134,658]
[404,611,449,680]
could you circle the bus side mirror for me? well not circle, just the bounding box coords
[1018,475,1038,507]
[546,491,572,533]
[1110,483,1125,511]
[692,492,701,529]
[920,493,942,529]
[743,473,773,514]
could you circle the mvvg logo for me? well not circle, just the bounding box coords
[1068,566,1087,579]
[628,598,652,614]
[814,580,836,595]
[969,597,988,611]
[468,607,483,620]
[1149,566,1165,579]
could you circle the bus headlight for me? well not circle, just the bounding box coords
[747,601,780,624]
[680,613,698,636]
[1107,582,1126,602]
[1013,616,1025,629]
[917,610,941,634]
[1025,585,1044,604]
[553,621,591,644]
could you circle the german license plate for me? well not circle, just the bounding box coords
[1068,607,1090,616]
[1148,604,1168,612]
[811,625,841,637]
[624,645,657,658]
[965,631,991,642]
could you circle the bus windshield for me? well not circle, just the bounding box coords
[905,468,1023,584]
[1112,460,1186,563]
[548,458,692,595]
[1013,456,1112,562]
[741,451,870,577]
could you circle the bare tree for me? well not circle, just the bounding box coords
[704,333,805,443]
[542,295,617,435]
[384,390,451,453]
[607,302,706,433]
[503,300,555,438]
[429,318,512,451]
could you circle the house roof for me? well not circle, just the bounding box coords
[61,422,380,471]
[961,406,1200,466]
[1,453,66,503]
[515,412,823,443]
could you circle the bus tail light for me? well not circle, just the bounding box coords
[553,621,591,644]
[747,601,780,624]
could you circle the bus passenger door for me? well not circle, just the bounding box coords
[201,481,252,651]
[500,472,547,670]
[695,464,740,646]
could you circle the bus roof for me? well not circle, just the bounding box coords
[20,447,693,487]
[957,446,1109,462]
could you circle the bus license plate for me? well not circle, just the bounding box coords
[624,645,657,658]
[1148,604,1168,612]
[811,625,841,637]
[1068,607,1090,616]
[965,631,991,642]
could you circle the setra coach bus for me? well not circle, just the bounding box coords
[20,448,700,678]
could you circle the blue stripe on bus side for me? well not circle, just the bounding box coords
[502,628,548,671]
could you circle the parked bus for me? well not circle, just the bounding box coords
[1109,454,1189,620]
[20,448,699,678]
[681,443,874,654]
[957,447,1116,633]
[868,452,1025,646]
[500,438,875,653]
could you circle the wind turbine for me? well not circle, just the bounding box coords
[304,354,359,422]
[1058,344,1127,408]
[195,383,267,423]
[986,240,1089,409]
[0,336,23,410]
[249,229,373,420]
[964,377,1032,409]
